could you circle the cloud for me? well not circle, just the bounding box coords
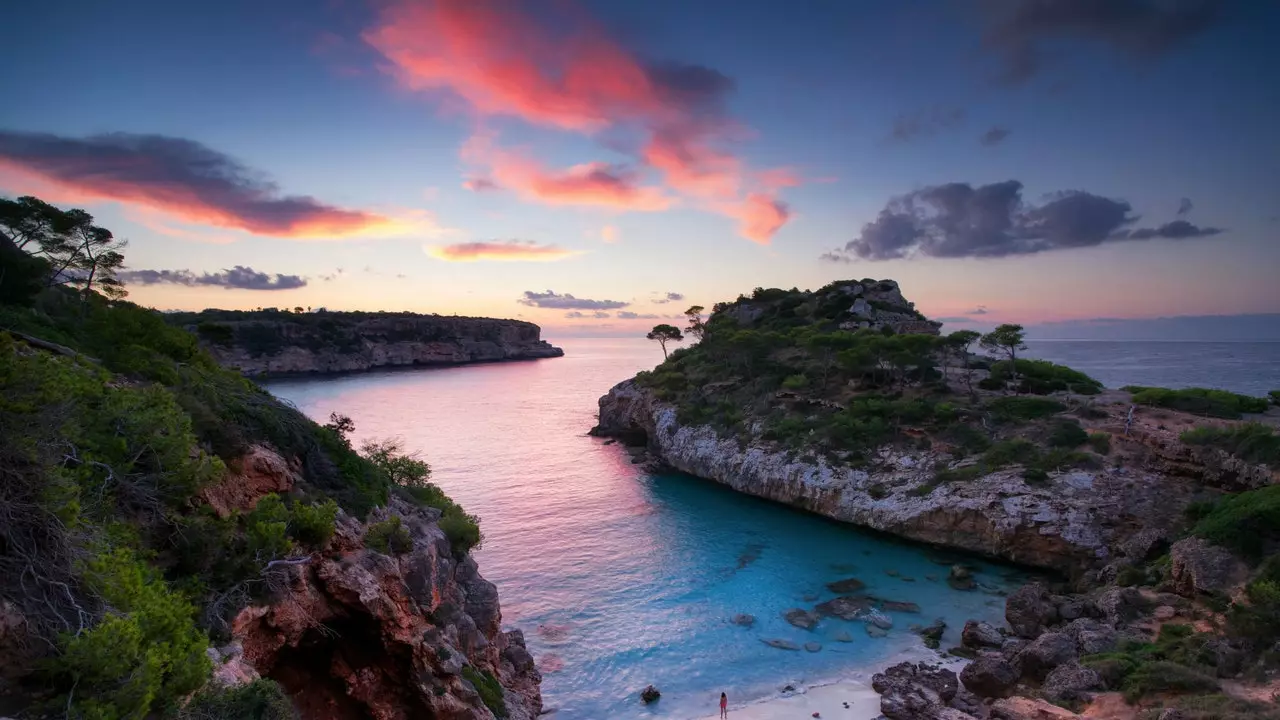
[616,311,662,320]
[732,193,792,244]
[935,317,974,323]
[1123,220,1223,240]
[0,131,407,238]
[519,290,629,310]
[565,310,612,319]
[600,224,620,243]
[118,266,307,291]
[425,239,580,262]
[968,306,990,315]
[364,0,792,241]
[888,107,966,142]
[982,0,1225,83]
[653,291,685,304]
[1177,197,1193,216]
[979,127,1012,146]
[824,180,1224,261]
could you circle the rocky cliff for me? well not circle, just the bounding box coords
[594,379,1197,572]
[175,310,563,377]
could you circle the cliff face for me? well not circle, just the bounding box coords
[593,379,1198,572]
[221,495,541,720]
[186,313,563,376]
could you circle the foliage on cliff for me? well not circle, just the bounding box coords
[0,197,483,718]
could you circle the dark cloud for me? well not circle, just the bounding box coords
[824,180,1223,261]
[1123,220,1223,240]
[463,176,500,192]
[645,62,736,115]
[617,311,662,319]
[982,0,1226,83]
[652,291,685,304]
[0,131,392,237]
[520,290,629,310]
[1177,197,1193,216]
[119,266,307,291]
[566,310,613,319]
[935,317,974,323]
[968,306,990,315]
[979,127,1012,146]
[888,107,966,142]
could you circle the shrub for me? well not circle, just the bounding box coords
[181,678,297,720]
[988,396,1066,422]
[1121,661,1218,702]
[1193,484,1280,559]
[462,666,508,718]
[983,439,1040,467]
[1081,653,1139,689]
[439,509,483,557]
[988,359,1103,395]
[1022,467,1049,485]
[781,373,809,390]
[290,499,339,547]
[1167,693,1280,720]
[1088,432,1112,455]
[1271,390,1280,406]
[1226,576,1280,647]
[365,516,413,555]
[1125,386,1269,419]
[944,423,991,455]
[1180,423,1280,470]
[1048,419,1089,448]
[933,464,985,485]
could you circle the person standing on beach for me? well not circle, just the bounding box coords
[720,692,728,718]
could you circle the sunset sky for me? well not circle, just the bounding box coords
[2,0,1277,337]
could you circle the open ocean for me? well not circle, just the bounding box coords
[264,338,1277,719]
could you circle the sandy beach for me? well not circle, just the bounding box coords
[688,679,884,720]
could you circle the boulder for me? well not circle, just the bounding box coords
[960,655,1019,698]
[991,696,1083,719]
[867,609,895,630]
[871,662,959,720]
[914,618,947,649]
[1169,537,1248,598]
[1055,598,1093,622]
[1042,662,1101,703]
[866,624,889,638]
[814,595,873,620]
[640,685,661,703]
[804,642,822,652]
[962,620,1004,649]
[1153,605,1177,621]
[826,577,866,593]
[1094,586,1144,627]
[882,600,923,613]
[1158,710,1188,720]
[1006,584,1057,638]
[1014,632,1078,680]
[731,613,756,627]
[784,608,819,630]
[948,565,977,591]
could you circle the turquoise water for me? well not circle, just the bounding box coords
[265,338,1025,719]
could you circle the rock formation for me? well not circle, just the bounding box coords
[180,311,563,377]
[229,496,541,720]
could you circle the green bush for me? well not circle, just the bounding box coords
[1165,693,1280,720]
[1271,390,1280,406]
[1048,420,1089,448]
[290,499,339,547]
[983,439,1040,466]
[462,666,508,719]
[1122,661,1218,702]
[987,396,1066,422]
[988,359,1103,395]
[1180,423,1280,470]
[1081,653,1140,689]
[1193,484,1280,559]
[1088,432,1111,455]
[181,678,297,720]
[1125,386,1269,419]
[439,509,483,557]
[781,373,809,390]
[365,516,413,555]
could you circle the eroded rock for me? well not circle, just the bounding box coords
[1014,632,1078,680]
[960,654,1019,698]
[1169,537,1248,598]
[872,662,959,720]
[962,620,1005,649]
[1042,662,1101,703]
[784,608,819,630]
[1006,584,1057,639]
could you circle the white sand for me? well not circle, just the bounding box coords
[687,679,883,720]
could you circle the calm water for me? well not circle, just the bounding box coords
[265,339,1022,719]
[1025,340,1280,397]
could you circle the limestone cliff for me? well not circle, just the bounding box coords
[221,495,542,720]
[593,378,1195,572]
[175,310,563,377]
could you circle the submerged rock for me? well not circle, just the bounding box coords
[805,641,822,652]
[784,608,820,630]
[640,685,661,703]
[913,618,946,649]
[761,638,801,651]
[881,600,922,613]
[730,613,756,627]
[948,565,977,591]
[834,630,854,642]
[814,595,873,620]
[866,624,889,638]
[826,577,867,593]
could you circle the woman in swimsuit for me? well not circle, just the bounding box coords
[720,692,728,718]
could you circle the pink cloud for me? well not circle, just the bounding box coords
[426,239,580,262]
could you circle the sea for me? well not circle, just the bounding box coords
[264,338,1280,719]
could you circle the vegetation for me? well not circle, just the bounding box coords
[979,324,1027,385]
[646,323,683,359]
[365,516,414,555]
[1192,484,1280,560]
[180,679,297,720]
[462,666,508,719]
[1180,423,1280,470]
[985,358,1103,395]
[0,195,484,718]
[1123,386,1269,419]
[1088,432,1112,455]
[1081,625,1221,702]
[683,305,706,341]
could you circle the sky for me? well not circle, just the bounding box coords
[1,0,1278,338]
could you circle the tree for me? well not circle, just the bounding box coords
[646,324,683,359]
[0,196,127,301]
[980,324,1027,388]
[945,330,981,395]
[684,305,707,341]
[63,212,127,301]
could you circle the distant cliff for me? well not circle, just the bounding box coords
[170,309,564,377]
